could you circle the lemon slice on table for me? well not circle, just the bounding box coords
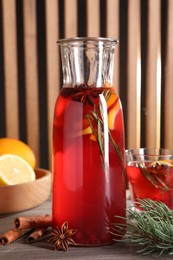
[0,154,36,186]
[150,160,173,167]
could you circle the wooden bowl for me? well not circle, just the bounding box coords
[0,168,52,214]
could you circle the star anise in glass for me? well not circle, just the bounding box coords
[48,221,77,251]
[138,162,173,191]
[149,163,168,178]
[72,84,103,106]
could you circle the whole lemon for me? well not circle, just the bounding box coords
[0,138,36,168]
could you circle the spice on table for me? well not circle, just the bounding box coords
[27,227,48,243]
[0,215,77,251]
[15,214,52,229]
[48,221,77,251]
[0,228,30,245]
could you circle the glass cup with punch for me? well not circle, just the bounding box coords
[125,148,173,210]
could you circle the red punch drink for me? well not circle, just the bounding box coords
[126,148,173,210]
[52,38,126,245]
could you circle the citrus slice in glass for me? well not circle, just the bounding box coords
[0,154,36,186]
[150,160,173,167]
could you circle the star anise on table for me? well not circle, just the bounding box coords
[48,221,77,251]
[72,84,103,106]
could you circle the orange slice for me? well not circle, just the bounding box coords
[107,94,120,130]
[150,160,173,167]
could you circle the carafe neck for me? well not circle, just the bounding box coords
[57,37,118,87]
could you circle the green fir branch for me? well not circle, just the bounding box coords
[112,198,173,256]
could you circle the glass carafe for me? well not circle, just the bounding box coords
[52,37,126,246]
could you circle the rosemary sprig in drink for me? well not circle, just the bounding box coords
[138,162,173,191]
[71,86,124,172]
[85,102,123,172]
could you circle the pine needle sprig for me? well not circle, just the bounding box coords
[112,199,173,256]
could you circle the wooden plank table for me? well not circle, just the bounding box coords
[0,195,171,260]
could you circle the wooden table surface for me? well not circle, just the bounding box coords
[0,195,171,260]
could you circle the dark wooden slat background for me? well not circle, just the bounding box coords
[0,0,173,170]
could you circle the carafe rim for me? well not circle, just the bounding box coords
[57,37,119,45]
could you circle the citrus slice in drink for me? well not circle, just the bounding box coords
[107,93,120,130]
[0,154,36,186]
[150,160,173,167]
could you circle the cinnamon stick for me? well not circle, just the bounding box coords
[27,227,48,243]
[15,215,52,229]
[0,229,30,245]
